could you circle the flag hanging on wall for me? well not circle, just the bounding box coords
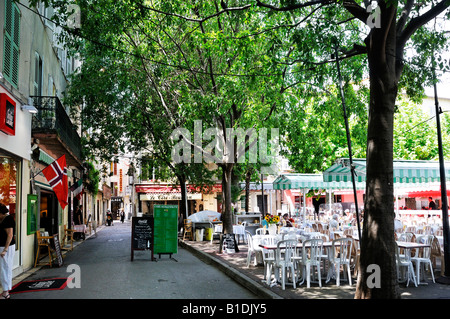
[70,179,83,200]
[42,155,68,209]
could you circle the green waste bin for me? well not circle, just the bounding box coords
[205,227,213,241]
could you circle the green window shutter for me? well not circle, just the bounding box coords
[3,0,20,88]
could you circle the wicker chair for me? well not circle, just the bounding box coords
[430,236,445,276]
[183,219,193,241]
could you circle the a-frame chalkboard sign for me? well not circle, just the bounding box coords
[131,216,155,261]
[219,233,239,254]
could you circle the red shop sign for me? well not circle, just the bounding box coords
[0,93,16,136]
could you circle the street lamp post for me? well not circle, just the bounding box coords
[433,71,450,283]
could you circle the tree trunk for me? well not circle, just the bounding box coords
[178,174,188,230]
[245,170,251,213]
[355,8,400,298]
[221,164,234,234]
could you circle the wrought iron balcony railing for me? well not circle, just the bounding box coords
[31,96,82,163]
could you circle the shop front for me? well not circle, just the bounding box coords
[137,186,202,216]
[0,153,21,271]
[135,184,221,218]
[0,87,35,274]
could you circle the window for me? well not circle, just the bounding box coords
[33,52,43,96]
[0,153,20,251]
[3,0,20,88]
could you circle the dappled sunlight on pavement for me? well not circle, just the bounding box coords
[180,238,450,299]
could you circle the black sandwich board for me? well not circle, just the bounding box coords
[131,216,155,261]
[219,233,239,253]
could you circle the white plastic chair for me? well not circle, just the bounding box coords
[398,232,416,246]
[297,239,324,288]
[209,222,223,244]
[255,228,266,235]
[274,240,298,290]
[245,231,261,267]
[240,222,247,243]
[282,232,297,240]
[411,235,435,284]
[395,242,417,287]
[260,236,277,285]
[327,238,353,286]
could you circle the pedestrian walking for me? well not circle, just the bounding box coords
[0,203,15,299]
[120,209,125,223]
[73,205,83,239]
[106,210,113,226]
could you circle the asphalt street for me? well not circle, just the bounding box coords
[10,220,258,300]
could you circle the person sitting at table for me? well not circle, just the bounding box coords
[394,213,403,232]
[282,213,293,227]
[330,214,339,229]
[261,214,269,228]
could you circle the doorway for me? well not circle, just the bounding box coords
[39,190,58,235]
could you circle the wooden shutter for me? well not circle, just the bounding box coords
[3,0,20,88]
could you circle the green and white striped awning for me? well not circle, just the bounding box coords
[273,173,365,190]
[323,158,450,183]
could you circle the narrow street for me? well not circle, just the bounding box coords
[11,220,258,300]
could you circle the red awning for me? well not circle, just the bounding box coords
[135,184,222,194]
[406,189,450,198]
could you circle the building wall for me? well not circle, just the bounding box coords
[1,0,79,276]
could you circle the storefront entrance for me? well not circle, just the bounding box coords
[0,152,21,269]
[39,190,58,235]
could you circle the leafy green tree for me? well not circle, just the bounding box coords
[248,0,450,299]
[394,97,450,160]
[36,0,450,298]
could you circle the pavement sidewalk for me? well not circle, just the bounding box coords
[7,224,450,299]
[180,238,450,299]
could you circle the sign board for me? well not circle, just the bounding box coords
[220,233,239,253]
[131,216,154,261]
[153,205,178,257]
[139,193,202,201]
[0,93,16,136]
[27,194,38,235]
[51,234,64,267]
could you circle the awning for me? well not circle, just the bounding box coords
[273,173,365,190]
[323,158,450,184]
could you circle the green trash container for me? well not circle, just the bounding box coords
[205,227,213,241]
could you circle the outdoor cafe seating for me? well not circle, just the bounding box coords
[244,217,439,291]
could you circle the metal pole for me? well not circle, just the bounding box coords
[334,42,362,242]
[261,174,265,216]
[432,68,450,283]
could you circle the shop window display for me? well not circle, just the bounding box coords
[0,154,19,249]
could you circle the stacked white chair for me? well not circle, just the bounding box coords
[245,231,261,267]
[411,235,435,284]
[395,242,417,287]
[260,236,277,285]
[274,240,298,290]
[297,238,324,288]
[327,238,353,286]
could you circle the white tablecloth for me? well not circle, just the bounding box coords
[73,225,86,233]
[214,224,246,236]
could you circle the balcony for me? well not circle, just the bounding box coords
[31,96,82,167]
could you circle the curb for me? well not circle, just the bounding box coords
[179,240,283,299]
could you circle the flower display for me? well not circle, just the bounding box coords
[265,214,280,224]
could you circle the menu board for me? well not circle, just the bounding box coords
[220,233,239,253]
[131,216,154,261]
[51,234,64,267]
